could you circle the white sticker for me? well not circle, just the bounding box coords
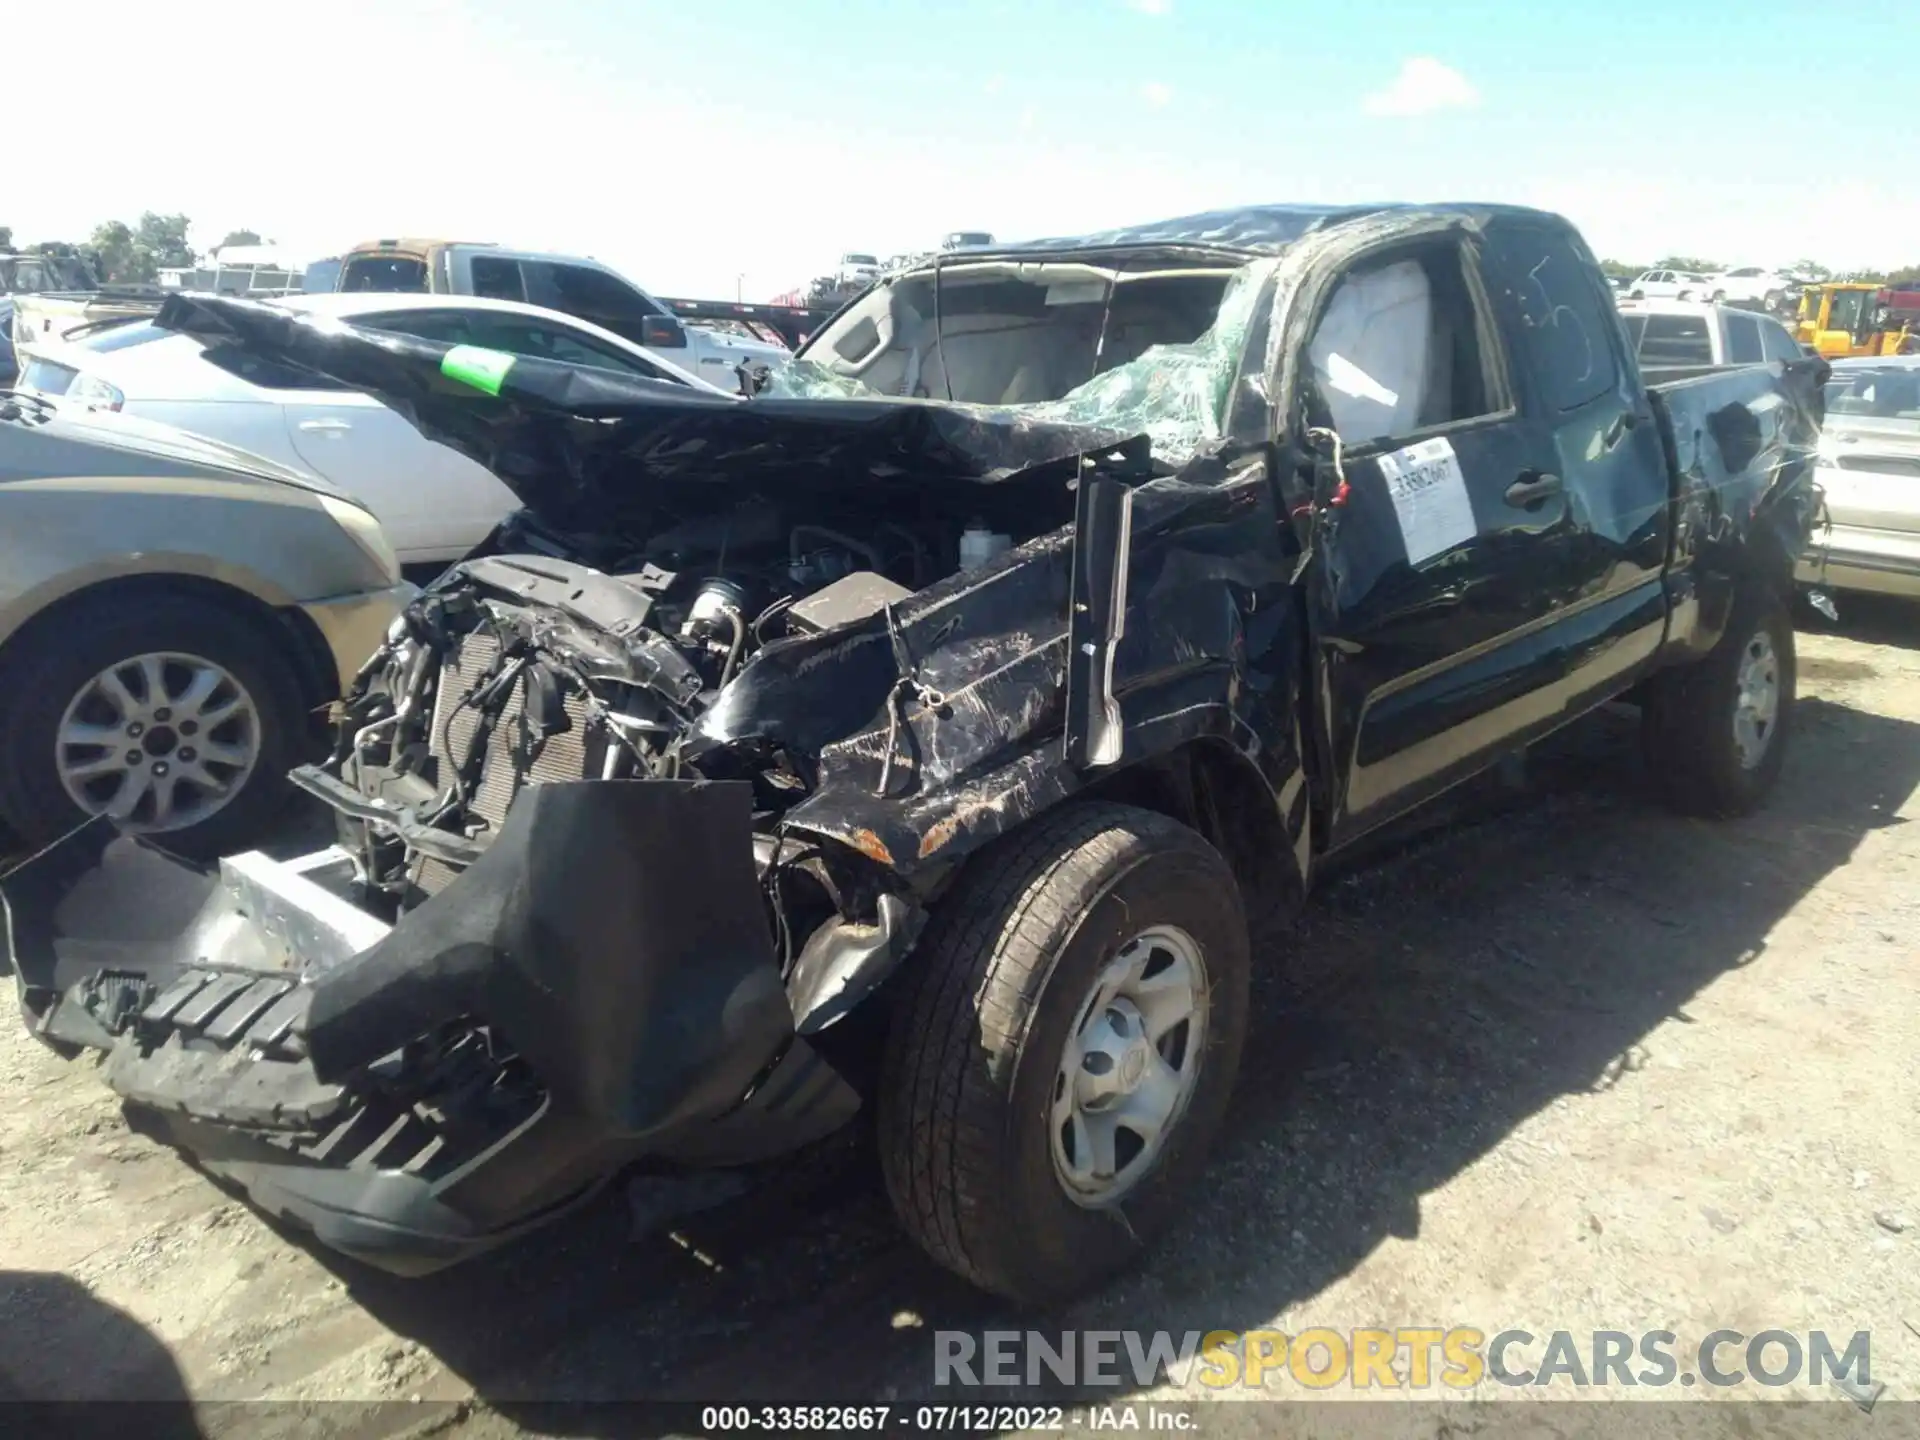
[1375,435,1477,566]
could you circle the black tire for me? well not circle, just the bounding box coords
[1640,585,1795,818]
[1631,289,1645,300]
[0,591,308,859]
[877,802,1250,1305]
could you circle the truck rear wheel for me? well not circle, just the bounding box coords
[877,802,1250,1305]
[1641,585,1795,817]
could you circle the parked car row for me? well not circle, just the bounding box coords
[16,292,737,566]
[1626,265,1794,309]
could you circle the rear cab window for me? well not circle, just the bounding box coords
[1631,314,1713,365]
[340,255,429,293]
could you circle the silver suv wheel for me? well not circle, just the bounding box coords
[55,651,261,831]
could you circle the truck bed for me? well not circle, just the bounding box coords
[1643,356,1828,462]
[1642,356,1829,584]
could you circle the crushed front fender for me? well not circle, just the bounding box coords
[1,781,857,1274]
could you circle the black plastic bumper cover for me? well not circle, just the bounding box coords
[1,780,857,1274]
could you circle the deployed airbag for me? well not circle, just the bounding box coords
[1308,259,1433,441]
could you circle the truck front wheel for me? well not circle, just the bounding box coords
[877,802,1250,1305]
[1641,585,1796,817]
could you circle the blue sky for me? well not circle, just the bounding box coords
[13,0,1916,298]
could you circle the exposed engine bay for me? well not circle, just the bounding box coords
[322,472,1081,916]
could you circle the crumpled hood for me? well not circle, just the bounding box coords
[153,294,1141,535]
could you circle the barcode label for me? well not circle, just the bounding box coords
[1375,436,1476,564]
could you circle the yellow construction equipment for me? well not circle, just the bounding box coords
[1793,282,1919,358]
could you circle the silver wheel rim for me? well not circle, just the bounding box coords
[1050,923,1209,1206]
[54,651,261,832]
[1732,630,1780,771]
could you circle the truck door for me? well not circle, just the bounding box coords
[1302,221,1659,846]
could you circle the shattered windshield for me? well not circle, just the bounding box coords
[773,255,1273,468]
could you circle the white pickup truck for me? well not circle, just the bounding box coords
[1617,299,1805,368]
[330,239,789,392]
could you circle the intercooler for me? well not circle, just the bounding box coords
[413,630,598,896]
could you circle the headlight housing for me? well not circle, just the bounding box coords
[319,494,402,585]
[67,372,125,411]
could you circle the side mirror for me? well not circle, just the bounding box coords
[641,314,687,348]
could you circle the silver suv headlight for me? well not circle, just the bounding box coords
[319,494,402,585]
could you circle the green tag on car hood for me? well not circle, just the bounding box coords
[441,345,516,396]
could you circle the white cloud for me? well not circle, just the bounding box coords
[1361,57,1480,118]
[1125,0,1172,14]
[1143,81,1174,109]
[984,74,1005,95]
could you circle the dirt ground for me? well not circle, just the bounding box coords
[2,600,1917,1438]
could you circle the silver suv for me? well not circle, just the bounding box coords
[0,391,412,856]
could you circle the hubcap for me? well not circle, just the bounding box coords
[1050,924,1209,1206]
[1732,630,1780,770]
[54,652,260,832]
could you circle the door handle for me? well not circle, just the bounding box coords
[298,418,352,435]
[1505,472,1563,508]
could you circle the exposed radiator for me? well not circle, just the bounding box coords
[413,630,597,897]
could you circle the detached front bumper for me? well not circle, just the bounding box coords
[1,780,858,1274]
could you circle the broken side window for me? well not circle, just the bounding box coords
[1304,238,1502,446]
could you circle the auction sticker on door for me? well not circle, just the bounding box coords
[1377,436,1476,565]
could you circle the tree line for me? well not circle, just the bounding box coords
[7,219,1918,290]
[0,218,264,285]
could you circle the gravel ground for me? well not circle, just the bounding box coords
[2,602,1917,1438]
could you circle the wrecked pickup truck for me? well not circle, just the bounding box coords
[2,204,1827,1305]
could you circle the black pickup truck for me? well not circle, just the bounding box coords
[2,203,1826,1305]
